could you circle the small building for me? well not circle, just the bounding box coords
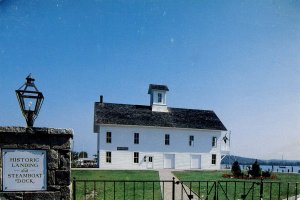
[93,84,228,170]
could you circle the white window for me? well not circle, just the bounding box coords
[212,136,217,147]
[165,134,170,145]
[211,154,216,165]
[106,152,111,163]
[134,152,139,163]
[189,135,194,146]
[106,132,111,143]
[134,133,139,144]
[158,93,162,103]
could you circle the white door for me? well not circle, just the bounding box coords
[164,154,175,169]
[191,155,201,169]
[147,156,153,169]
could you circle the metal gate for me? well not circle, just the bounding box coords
[217,180,261,200]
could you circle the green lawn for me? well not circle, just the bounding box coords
[71,170,161,200]
[71,170,300,200]
[173,170,300,200]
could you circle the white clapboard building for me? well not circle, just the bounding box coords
[94,84,228,170]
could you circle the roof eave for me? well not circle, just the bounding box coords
[96,123,226,131]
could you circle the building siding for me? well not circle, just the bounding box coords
[97,124,223,170]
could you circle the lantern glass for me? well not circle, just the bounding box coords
[16,74,44,127]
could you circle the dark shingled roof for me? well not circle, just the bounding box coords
[148,84,169,94]
[94,103,227,131]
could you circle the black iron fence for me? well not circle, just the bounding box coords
[72,178,299,200]
[179,180,299,200]
[72,178,166,200]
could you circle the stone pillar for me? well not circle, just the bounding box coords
[0,126,73,200]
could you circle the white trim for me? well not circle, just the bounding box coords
[97,123,224,132]
[150,89,167,92]
[97,132,100,167]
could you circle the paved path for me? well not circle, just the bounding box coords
[158,169,199,200]
[283,195,300,200]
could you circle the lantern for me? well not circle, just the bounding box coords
[16,74,44,127]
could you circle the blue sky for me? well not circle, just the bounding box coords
[1,0,299,160]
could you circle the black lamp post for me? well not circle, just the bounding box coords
[16,74,44,127]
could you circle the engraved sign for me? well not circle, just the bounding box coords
[2,149,47,191]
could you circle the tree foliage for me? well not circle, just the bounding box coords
[249,160,261,177]
[71,151,79,168]
[71,151,79,161]
[79,151,88,158]
[231,161,242,177]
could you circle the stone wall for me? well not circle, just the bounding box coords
[0,126,73,200]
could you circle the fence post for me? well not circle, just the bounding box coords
[214,181,218,200]
[259,177,264,200]
[172,177,175,200]
[73,177,76,200]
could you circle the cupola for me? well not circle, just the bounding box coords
[148,84,169,112]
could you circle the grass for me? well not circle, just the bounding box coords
[71,169,300,200]
[71,170,162,200]
[173,170,300,200]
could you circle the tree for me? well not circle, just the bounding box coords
[71,151,79,168]
[79,151,88,158]
[71,151,79,161]
[250,160,261,177]
[231,161,242,177]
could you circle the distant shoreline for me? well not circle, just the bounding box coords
[221,155,300,166]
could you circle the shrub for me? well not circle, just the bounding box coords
[249,160,261,177]
[231,161,242,177]
[262,170,271,178]
[222,173,232,178]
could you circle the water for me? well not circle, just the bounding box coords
[221,164,300,173]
